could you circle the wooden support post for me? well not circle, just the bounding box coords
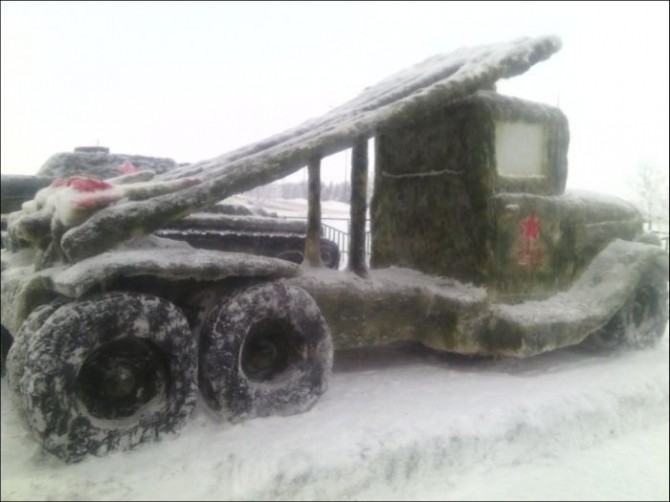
[304,157,322,267]
[348,137,368,277]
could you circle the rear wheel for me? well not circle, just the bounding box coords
[199,282,333,421]
[6,300,68,393]
[320,240,341,269]
[275,240,341,269]
[584,266,668,349]
[11,292,198,462]
[1,325,13,377]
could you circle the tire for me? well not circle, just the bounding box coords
[584,265,669,349]
[275,249,304,265]
[6,301,66,392]
[1,324,13,377]
[13,292,198,462]
[320,240,341,270]
[199,282,333,422]
[275,241,340,269]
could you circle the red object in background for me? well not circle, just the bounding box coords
[75,192,122,209]
[51,177,113,193]
[118,160,141,174]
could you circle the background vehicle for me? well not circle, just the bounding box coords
[1,34,666,463]
[1,149,341,269]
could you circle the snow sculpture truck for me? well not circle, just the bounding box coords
[1,35,667,463]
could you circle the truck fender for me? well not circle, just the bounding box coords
[485,239,668,357]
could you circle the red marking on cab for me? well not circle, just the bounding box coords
[517,214,543,268]
[520,215,541,241]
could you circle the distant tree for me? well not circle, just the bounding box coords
[632,162,669,230]
[322,181,333,201]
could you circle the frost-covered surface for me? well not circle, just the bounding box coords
[1,328,667,500]
[289,242,669,357]
[289,266,489,352]
[372,267,487,304]
[48,245,299,299]
[199,282,333,422]
[297,266,487,306]
[5,172,201,270]
[37,152,178,180]
[1,235,299,333]
[489,239,669,356]
[563,188,645,211]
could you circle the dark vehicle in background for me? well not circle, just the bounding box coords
[1,148,340,269]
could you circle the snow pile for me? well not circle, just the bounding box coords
[2,328,667,501]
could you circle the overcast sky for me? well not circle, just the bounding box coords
[1,1,668,199]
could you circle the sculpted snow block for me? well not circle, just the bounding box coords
[39,150,179,179]
[372,92,569,290]
[483,239,669,356]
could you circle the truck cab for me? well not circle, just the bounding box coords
[372,90,642,302]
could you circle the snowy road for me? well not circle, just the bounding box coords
[2,328,668,501]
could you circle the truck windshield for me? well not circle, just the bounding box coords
[495,121,547,178]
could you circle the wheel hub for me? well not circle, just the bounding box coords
[241,319,306,382]
[77,337,168,419]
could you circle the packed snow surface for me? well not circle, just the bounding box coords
[2,327,668,501]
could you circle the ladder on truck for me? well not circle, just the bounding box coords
[58,36,561,277]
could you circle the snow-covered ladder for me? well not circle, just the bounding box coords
[57,36,561,268]
[304,138,369,276]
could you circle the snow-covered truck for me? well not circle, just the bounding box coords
[1,35,667,463]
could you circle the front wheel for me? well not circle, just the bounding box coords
[199,282,333,422]
[9,293,198,462]
[584,264,668,349]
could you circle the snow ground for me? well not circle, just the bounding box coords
[2,326,668,501]
[234,195,356,231]
[234,195,367,268]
